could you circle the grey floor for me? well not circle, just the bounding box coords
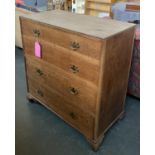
[15,47,140,155]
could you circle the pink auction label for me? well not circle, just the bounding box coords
[34,41,41,58]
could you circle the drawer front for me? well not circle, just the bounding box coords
[26,55,97,114]
[23,36,100,85]
[21,18,102,60]
[28,78,94,139]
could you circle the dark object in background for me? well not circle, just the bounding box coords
[34,0,38,6]
[127,25,140,98]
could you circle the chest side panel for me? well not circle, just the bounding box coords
[97,27,135,137]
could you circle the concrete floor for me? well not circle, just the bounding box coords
[15,47,140,155]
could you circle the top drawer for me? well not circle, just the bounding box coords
[20,18,102,60]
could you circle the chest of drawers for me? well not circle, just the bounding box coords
[20,10,135,150]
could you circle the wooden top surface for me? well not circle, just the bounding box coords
[20,10,135,39]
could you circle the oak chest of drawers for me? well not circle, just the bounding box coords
[20,10,135,150]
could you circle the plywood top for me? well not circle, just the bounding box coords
[20,10,135,39]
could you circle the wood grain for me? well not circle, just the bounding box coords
[20,10,135,40]
[126,4,140,12]
[97,28,135,137]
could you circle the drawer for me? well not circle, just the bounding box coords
[23,36,100,85]
[28,78,94,139]
[20,18,102,60]
[26,55,97,114]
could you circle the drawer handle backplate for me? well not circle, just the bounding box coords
[70,42,80,51]
[37,90,43,97]
[69,112,76,119]
[33,29,40,38]
[69,87,79,95]
[69,64,79,73]
[36,68,43,76]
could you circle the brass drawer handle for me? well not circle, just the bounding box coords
[69,87,79,95]
[37,90,43,97]
[69,112,76,119]
[69,64,79,73]
[70,41,80,51]
[33,29,40,38]
[36,68,43,76]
